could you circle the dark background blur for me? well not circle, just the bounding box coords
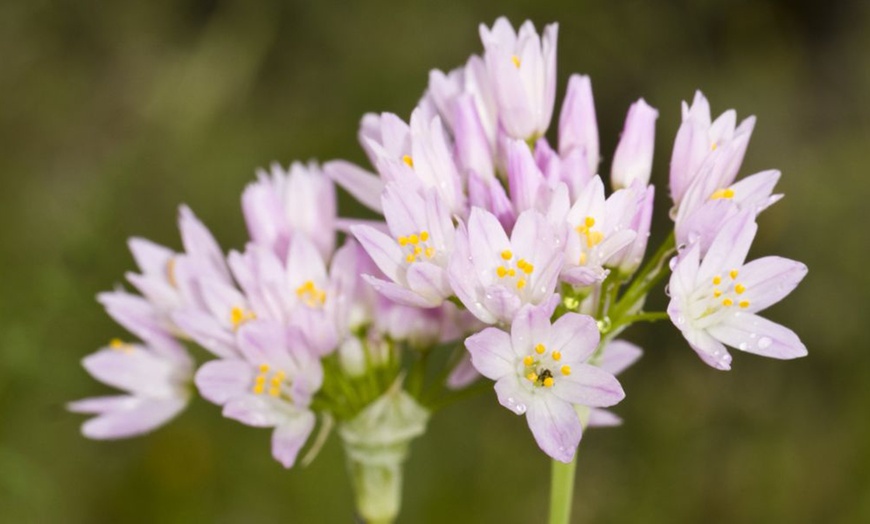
[1,0,868,522]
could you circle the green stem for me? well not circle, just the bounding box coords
[548,458,577,524]
[610,231,676,322]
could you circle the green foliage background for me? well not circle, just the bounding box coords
[1,0,867,522]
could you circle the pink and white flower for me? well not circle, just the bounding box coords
[449,208,563,325]
[480,18,558,140]
[611,99,658,190]
[352,184,455,308]
[69,334,193,440]
[669,91,756,208]
[465,304,625,462]
[195,321,323,468]
[668,212,808,370]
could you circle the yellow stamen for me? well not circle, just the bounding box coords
[166,257,178,288]
[523,355,534,366]
[402,155,414,168]
[408,234,419,245]
[710,188,736,200]
[578,252,587,265]
[508,268,516,277]
[501,250,513,260]
[414,246,422,256]
[735,283,746,294]
[586,230,604,248]
[713,289,722,298]
[526,372,538,383]
[552,351,562,361]
[259,364,270,373]
[739,300,750,308]
[535,343,546,355]
[585,216,595,228]
[110,338,124,349]
[722,298,734,307]
[268,387,281,397]
[397,236,408,246]
[496,266,508,278]
[560,365,571,376]
[511,55,521,68]
[516,278,526,289]
[253,383,265,395]
[425,247,435,259]
[406,253,416,263]
[711,142,718,151]
[543,377,555,388]
[420,231,429,241]
[729,269,739,279]
[712,275,722,285]
[230,306,255,330]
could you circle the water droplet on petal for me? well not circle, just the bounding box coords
[664,284,671,297]
[515,403,527,415]
[758,337,772,350]
[738,342,748,351]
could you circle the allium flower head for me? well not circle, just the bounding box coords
[480,17,558,140]
[449,208,563,325]
[465,304,625,462]
[69,334,193,439]
[668,212,808,370]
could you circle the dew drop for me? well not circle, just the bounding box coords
[675,315,685,326]
[515,403,527,415]
[738,342,748,351]
[664,284,671,297]
[758,337,772,350]
[749,333,757,339]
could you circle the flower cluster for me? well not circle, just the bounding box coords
[72,16,807,517]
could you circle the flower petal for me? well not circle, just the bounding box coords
[79,396,187,440]
[709,313,807,360]
[194,359,254,405]
[465,327,514,380]
[551,363,625,407]
[525,395,582,463]
[548,313,600,364]
[597,340,643,376]
[271,410,316,468]
[738,256,808,313]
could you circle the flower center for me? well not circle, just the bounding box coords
[522,343,572,388]
[296,280,327,308]
[230,306,256,330]
[495,249,533,289]
[251,363,290,399]
[574,216,603,265]
[705,269,750,313]
[397,230,436,264]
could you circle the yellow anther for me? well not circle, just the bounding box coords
[253,383,265,395]
[526,372,538,383]
[268,387,281,397]
[518,259,534,274]
[585,216,596,228]
[729,269,739,279]
[402,155,414,167]
[739,300,750,308]
[230,306,255,329]
[712,275,722,285]
[398,236,408,246]
[523,355,534,366]
[710,188,735,200]
[578,252,587,265]
[508,268,516,277]
[511,55,521,68]
[166,257,178,288]
[560,365,572,376]
[543,377,555,388]
[406,253,416,263]
[722,298,734,307]
[516,278,527,289]
[713,289,722,298]
[501,250,513,260]
[496,266,508,278]
[255,375,266,384]
[110,338,124,349]
[735,283,746,294]
[414,246,422,256]
[552,351,562,361]
[408,234,419,245]
[586,231,604,248]
[535,343,546,355]
[425,247,435,259]
[270,376,283,386]
[711,142,718,151]
[420,231,429,241]
[259,364,270,373]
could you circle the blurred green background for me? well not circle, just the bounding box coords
[1,0,868,522]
